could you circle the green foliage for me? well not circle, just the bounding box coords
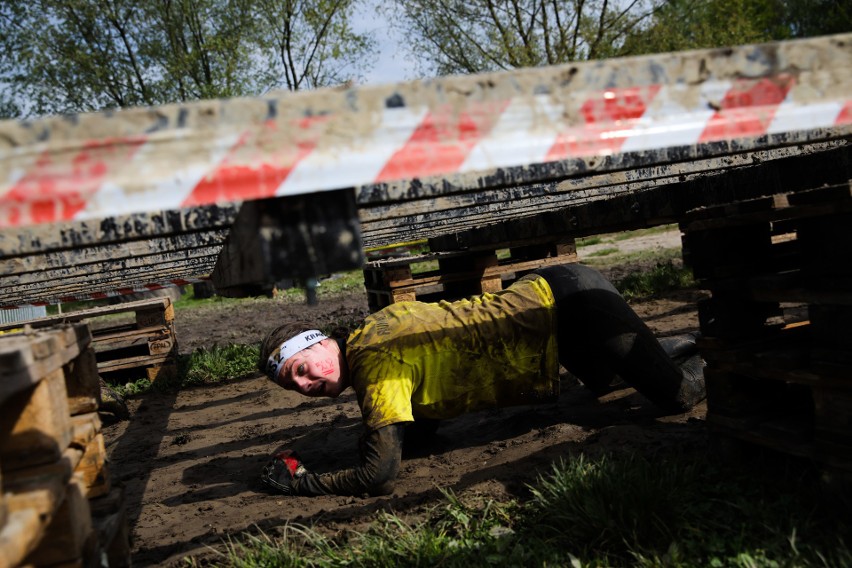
[389,0,851,78]
[389,0,658,75]
[110,343,259,397]
[0,0,374,117]
[181,343,260,386]
[587,246,620,258]
[621,0,852,57]
[523,452,852,566]
[526,454,697,560]
[615,260,695,300]
[576,236,603,247]
[113,377,153,398]
[276,270,367,302]
[207,451,852,567]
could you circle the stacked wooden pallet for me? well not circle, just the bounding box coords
[0,297,178,383]
[0,323,130,567]
[681,184,852,481]
[363,237,577,312]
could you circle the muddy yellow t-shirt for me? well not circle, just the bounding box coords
[347,276,559,431]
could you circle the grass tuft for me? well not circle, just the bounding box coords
[111,343,260,398]
[181,343,260,386]
[615,260,695,300]
[202,451,851,567]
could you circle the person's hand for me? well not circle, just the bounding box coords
[261,450,309,495]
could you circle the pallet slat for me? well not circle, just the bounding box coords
[364,239,577,311]
[0,368,73,472]
[687,185,852,476]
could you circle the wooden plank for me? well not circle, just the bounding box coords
[137,303,174,328]
[76,433,110,499]
[65,348,101,416]
[365,249,578,310]
[0,509,43,568]
[91,326,172,353]
[0,204,237,257]
[3,447,79,519]
[24,476,93,567]
[0,297,170,332]
[3,251,221,296]
[70,413,101,450]
[0,258,212,305]
[0,323,90,396]
[360,141,851,248]
[366,249,578,290]
[97,353,173,373]
[0,237,225,279]
[0,368,73,472]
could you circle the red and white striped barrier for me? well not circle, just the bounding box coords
[0,34,850,229]
[0,278,205,310]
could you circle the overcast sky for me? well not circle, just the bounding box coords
[351,2,419,86]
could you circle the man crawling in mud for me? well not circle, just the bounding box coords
[258,263,705,497]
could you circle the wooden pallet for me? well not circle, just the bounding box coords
[0,324,131,568]
[682,183,852,475]
[363,238,577,311]
[0,297,179,382]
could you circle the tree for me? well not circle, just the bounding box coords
[0,0,375,117]
[388,0,660,76]
[253,0,375,91]
[389,0,852,78]
[620,0,852,56]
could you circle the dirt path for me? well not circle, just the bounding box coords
[103,230,708,566]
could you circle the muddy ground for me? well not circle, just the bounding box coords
[102,231,711,566]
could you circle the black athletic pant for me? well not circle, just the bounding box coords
[535,264,689,412]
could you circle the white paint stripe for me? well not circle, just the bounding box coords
[275,106,428,195]
[620,82,730,152]
[0,146,41,193]
[460,95,563,173]
[76,131,241,219]
[767,101,845,135]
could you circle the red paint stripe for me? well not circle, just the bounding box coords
[2,137,146,226]
[182,116,328,206]
[546,86,661,161]
[835,100,852,125]
[376,100,512,182]
[699,75,795,142]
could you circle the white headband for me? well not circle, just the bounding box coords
[266,330,327,379]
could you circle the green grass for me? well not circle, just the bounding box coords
[111,343,260,397]
[582,245,682,269]
[576,236,603,247]
[587,246,620,258]
[613,224,677,241]
[615,260,695,300]
[181,343,260,386]
[274,270,367,301]
[196,450,851,567]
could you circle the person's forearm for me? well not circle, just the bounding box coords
[291,424,404,496]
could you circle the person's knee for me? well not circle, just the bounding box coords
[536,263,617,298]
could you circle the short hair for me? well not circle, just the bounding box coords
[258,320,315,380]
